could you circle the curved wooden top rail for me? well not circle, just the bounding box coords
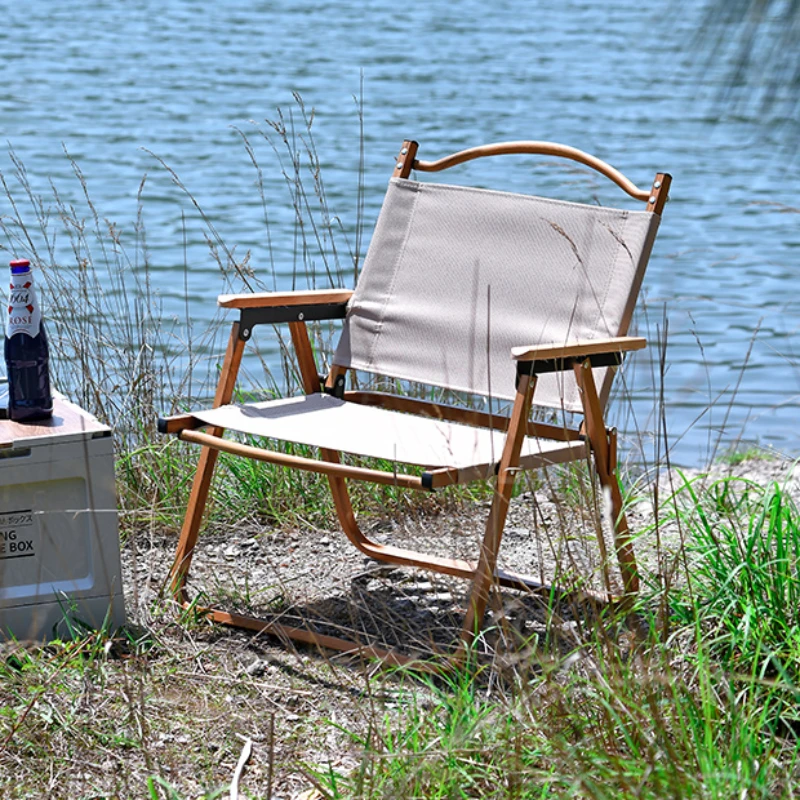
[413,141,652,202]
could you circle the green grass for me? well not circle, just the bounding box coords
[717,445,776,467]
[297,471,800,800]
[669,474,800,678]
[309,625,800,799]
[313,663,553,799]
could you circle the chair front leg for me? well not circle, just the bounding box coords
[573,360,639,596]
[170,321,247,600]
[458,373,537,655]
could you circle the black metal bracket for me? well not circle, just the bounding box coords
[516,351,623,385]
[238,302,349,341]
[323,373,346,399]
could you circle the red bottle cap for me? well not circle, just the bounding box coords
[9,259,30,268]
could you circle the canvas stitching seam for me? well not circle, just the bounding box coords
[365,181,421,371]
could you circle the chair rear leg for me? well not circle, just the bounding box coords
[170,322,246,601]
[325,463,484,579]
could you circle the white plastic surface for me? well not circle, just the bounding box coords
[0,398,125,641]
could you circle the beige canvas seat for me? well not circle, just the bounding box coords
[159,139,671,667]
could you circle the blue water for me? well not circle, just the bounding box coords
[0,0,798,466]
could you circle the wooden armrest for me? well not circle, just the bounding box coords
[512,336,646,362]
[218,289,354,309]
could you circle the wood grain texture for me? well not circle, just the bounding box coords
[170,321,246,600]
[288,321,323,394]
[646,172,672,215]
[511,336,646,362]
[393,139,419,180]
[459,373,537,650]
[218,289,353,309]
[413,141,653,202]
[178,428,429,490]
[574,359,639,595]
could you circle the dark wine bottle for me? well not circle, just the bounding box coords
[4,259,53,422]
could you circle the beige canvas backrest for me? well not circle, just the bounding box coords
[334,177,660,413]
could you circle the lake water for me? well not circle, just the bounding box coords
[1,0,798,467]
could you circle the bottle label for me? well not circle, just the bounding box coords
[6,274,42,338]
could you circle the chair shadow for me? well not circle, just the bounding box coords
[207,563,603,668]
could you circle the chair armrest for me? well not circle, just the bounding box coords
[512,336,646,376]
[218,289,354,309]
[512,336,646,362]
[221,289,354,333]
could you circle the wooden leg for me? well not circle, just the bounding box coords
[170,322,246,600]
[573,360,639,596]
[457,374,537,656]
[300,346,479,578]
[325,463,476,578]
[295,335,541,589]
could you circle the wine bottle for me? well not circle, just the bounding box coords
[4,259,53,422]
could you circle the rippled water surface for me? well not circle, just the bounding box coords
[1,0,798,465]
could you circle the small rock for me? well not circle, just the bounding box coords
[245,658,265,676]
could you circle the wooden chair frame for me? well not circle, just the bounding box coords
[160,140,671,669]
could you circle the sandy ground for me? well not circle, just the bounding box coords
[126,455,800,659]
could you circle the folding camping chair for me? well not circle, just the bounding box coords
[159,139,670,667]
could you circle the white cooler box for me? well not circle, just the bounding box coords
[0,395,126,641]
